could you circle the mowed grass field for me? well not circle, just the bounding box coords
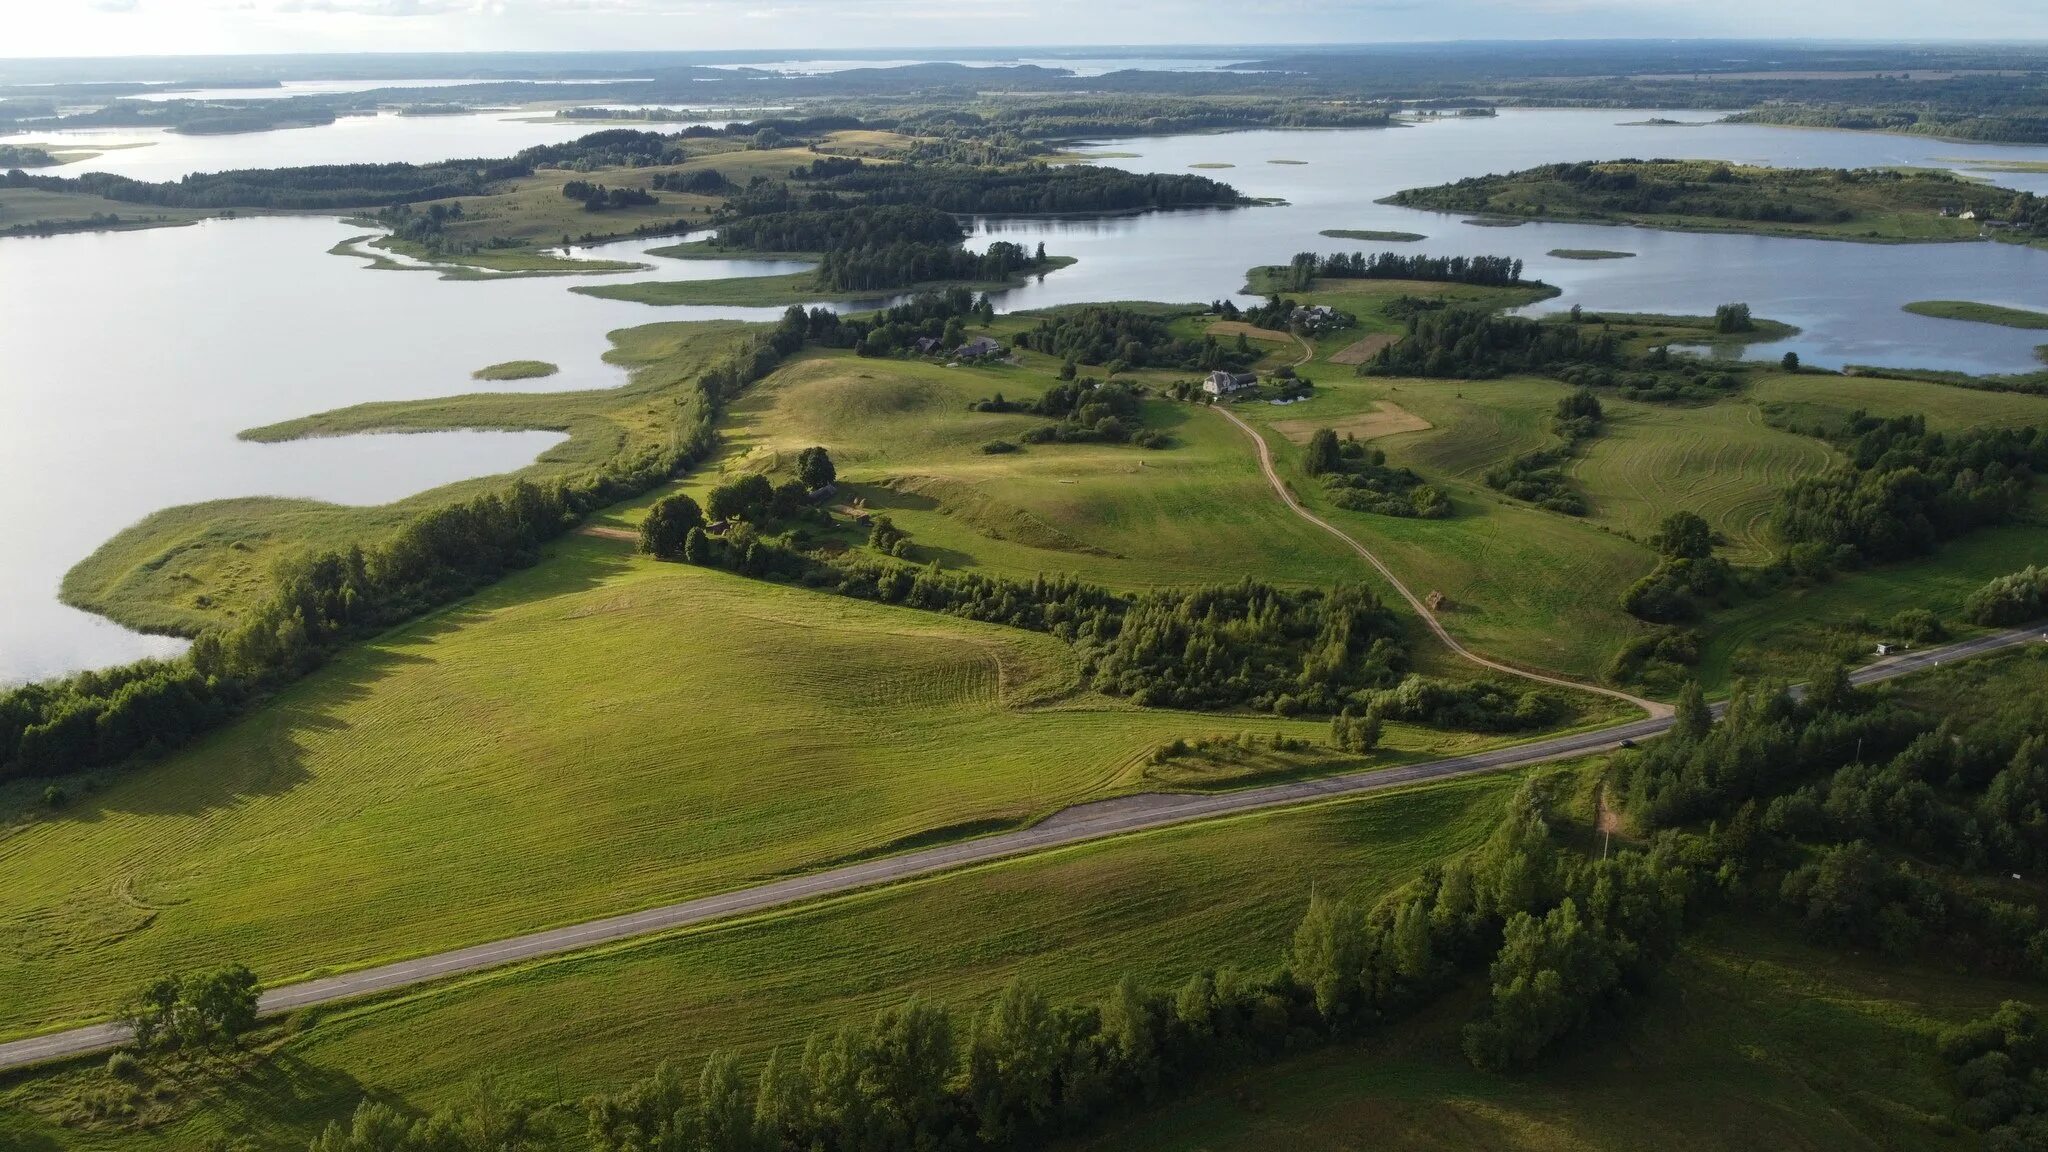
[0,775,1522,1150]
[1570,397,1836,562]
[4,527,1529,1042]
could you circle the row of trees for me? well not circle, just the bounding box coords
[1281,250,1530,291]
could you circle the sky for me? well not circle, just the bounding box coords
[10,0,2048,59]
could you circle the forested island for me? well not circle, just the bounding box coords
[1386,159,2048,242]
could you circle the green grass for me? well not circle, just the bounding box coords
[8,524,1535,1042]
[1569,397,1836,563]
[61,320,756,635]
[1904,299,2048,329]
[1319,229,1426,242]
[573,257,1078,307]
[0,775,1519,1149]
[1751,369,2048,435]
[471,360,559,381]
[1226,371,1661,680]
[1546,248,1635,259]
[1083,917,2021,1152]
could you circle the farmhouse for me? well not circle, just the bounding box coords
[956,335,1004,359]
[1204,370,1259,396]
[913,336,942,355]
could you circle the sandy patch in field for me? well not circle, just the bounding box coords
[1329,332,1401,365]
[1273,401,1432,444]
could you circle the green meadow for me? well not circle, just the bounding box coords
[0,776,1517,1149]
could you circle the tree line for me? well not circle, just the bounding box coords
[1282,250,1531,290]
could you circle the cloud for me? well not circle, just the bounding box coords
[90,0,140,10]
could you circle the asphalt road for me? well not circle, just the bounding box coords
[2,623,2039,1073]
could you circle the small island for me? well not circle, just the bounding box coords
[472,360,560,381]
[1388,160,2048,243]
[1190,162,1236,169]
[1903,300,2048,329]
[1320,228,1426,242]
[1548,248,1636,260]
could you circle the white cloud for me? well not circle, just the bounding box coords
[8,0,2048,58]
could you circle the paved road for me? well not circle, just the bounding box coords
[1213,404,1670,718]
[3,623,2039,1073]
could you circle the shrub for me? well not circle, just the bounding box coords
[980,439,1020,454]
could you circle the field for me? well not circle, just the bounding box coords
[717,347,1377,593]
[1904,299,2048,329]
[61,321,757,634]
[1569,397,1836,562]
[1223,371,1660,679]
[10,525,1547,1042]
[1750,368,2048,434]
[0,776,1519,1149]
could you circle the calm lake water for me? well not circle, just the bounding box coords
[968,111,2048,374]
[6,108,2048,681]
[0,219,804,683]
[16,109,687,183]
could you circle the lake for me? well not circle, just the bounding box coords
[966,111,2048,375]
[0,219,805,683]
[14,108,691,183]
[6,108,2048,681]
